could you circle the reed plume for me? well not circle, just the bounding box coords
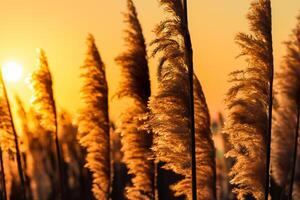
[0,70,27,200]
[115,0,150,102]
[148,1,216,199]
[224,0,274,199]
[0,74,16,155]
[29,49,65,199]
[114,0,153,199]
[77,34,110,200]
[271,13,300,199]
[0,72,18,200]
[30,50,57,133]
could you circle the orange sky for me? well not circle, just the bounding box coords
[0,0,299,120]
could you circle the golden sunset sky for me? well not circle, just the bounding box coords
[0,0,299,119]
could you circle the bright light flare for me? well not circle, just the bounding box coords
[2,61,23,82]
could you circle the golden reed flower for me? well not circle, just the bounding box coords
[224,0,274,199]
[148,1,216,199]
[114,0,154,199]
[77,34,110,200]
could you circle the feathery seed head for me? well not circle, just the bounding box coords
[114,1,154,198]
[0,71,16,154]
[77,34,110,200]
[225,0,273,199]
[29,49,56,133]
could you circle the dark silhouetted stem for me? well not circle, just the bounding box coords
[52,106,65,200]
[155,163,157,200]
[288,105,300,199]
[0,148,7,200]
[265,1,274,199]
[105,108,110,200]
[182,0,197,199]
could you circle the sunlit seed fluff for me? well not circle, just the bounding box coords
[77,34,110,200]
[114,0,154,199]
[115,0,151,103]
[0,72,15,154]
[224,0,273,199]
[148,0,216,199]
[29,49,56,133]
[0,67,27,200]
[116,101,153,199]
[147,56,191,198]
[271,13,300,199]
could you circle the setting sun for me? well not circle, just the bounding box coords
[2,61,23,82]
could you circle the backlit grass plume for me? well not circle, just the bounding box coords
[115,0,150,102]
[0,70,26,200]
[115,0,153,199]
[147,49,189,198]
[29,49,65,199]
[77,34,110,200]
[148,0,216,199]
[116,102,153,199]
[272,13,300,199]
[30,49,57,133]
[0,73,16,154]
[224,0,274,199]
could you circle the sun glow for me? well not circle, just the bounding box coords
[2,61,23,82]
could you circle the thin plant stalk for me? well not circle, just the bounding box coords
[265,1,274,197]
[45,85,65,200]
[47,88,65,200]
[0,148,6,200]
[265,1,274,198]
[53,106,65,200]
[182,0,196,199]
